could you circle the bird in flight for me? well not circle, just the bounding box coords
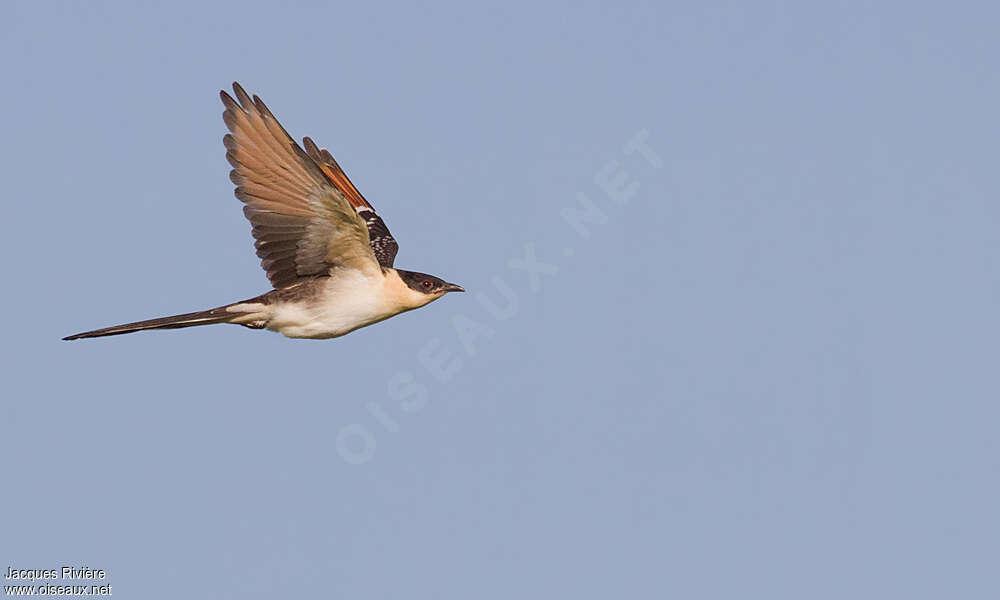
[64,83,463,341]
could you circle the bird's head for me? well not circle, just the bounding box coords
[393,269,464,308]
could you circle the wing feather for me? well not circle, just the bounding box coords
[302,136,400,267]
[221,82,379,288]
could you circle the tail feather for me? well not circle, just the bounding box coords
[63,305,245,341]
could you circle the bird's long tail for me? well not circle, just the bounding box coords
[62,302,262,341]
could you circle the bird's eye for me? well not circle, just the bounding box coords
[421,280,433,290]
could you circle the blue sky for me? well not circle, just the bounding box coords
[2,1,998,598]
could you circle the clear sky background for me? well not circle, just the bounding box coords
[2,1,998,598]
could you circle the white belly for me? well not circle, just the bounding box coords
[267,271,404,339]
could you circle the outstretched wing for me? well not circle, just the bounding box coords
[220,83,381,289]
[302,137,399,267]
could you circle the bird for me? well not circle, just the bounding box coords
[63,83,463,341]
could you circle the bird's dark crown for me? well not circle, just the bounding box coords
[396,269,464,295]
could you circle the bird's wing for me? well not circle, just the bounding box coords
[221,83,381,289]
[302,137,399,268]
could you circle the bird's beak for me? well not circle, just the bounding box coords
[441,282,465,293]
